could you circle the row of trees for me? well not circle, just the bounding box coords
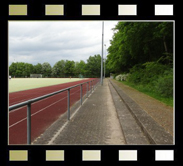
[106,22,173,73]
[9,54,102,78]
[106,22,173,99]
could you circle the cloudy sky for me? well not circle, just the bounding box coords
[9,21,118,67]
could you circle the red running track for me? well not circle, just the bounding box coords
[9,78,99,144]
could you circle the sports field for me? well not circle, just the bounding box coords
[9,78,85,93]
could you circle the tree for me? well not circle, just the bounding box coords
[52,60,66,77]
[64,60,75,77]
[9,62,34,77]
[42,62,52,77]
[75,60,86,77]
[106,22,173,74]
[86,54,101,78]
[24,63,34,77]
[34,63,42,74]
[9,62,17,77]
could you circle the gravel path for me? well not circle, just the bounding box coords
[111,79,174,136]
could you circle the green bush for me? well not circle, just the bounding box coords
[154,69,173,97]
[128,62,170,85]
[127,62,173,98]
[141,62,169,84]
[128,65,144,84]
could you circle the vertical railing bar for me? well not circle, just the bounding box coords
[91,81,93,93]
[93,80,94,90]
[87,82,89,97]
[80,84,82,105]
[27,103,31,145]
[92,80,93,92]
[90,81,92,94]
[67,88,70,120]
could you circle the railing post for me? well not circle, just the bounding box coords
[87,82,89,97]
[90,81,92,93]
[67,88,70,120]
[92,80,93,91]
[93,80,94,90]
[80,84,82,105]
[27,102,31,145]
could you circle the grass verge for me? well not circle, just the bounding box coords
[118,80,173,107]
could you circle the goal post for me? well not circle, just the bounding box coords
[30,74,42,78]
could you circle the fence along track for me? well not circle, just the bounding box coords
[9,79,100,144]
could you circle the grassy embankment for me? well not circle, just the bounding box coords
[115,62,173,107]
[118,80,173,107]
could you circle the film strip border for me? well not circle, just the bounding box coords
[4,1,177,165]
[8,149,175,162]
[8,4,174,16]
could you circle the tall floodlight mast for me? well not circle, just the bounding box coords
[104,44,106,79]
[101,21,104,85]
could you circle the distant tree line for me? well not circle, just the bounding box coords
[9,54,102,78]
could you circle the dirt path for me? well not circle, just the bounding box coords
[111,79,174,136]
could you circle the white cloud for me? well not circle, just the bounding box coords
[9,21,118,66]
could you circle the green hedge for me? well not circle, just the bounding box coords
[127,62,173,98]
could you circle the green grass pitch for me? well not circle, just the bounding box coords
[9,78,85,93]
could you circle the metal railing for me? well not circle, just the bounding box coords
[9,79,100,144]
